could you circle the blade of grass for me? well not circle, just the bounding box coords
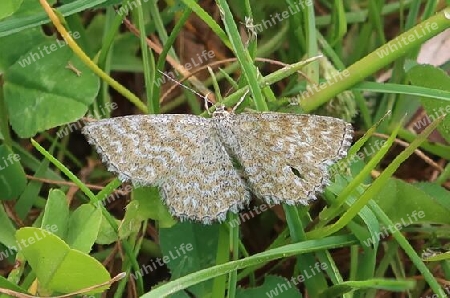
[215,0,267,112]
[319,278,415,298]
[352,82,450,102]
[315,31,372,129]
[300,8,450,112]
[211,225,229,298]
[368,200,447,297]
[154,8,192,111]
[303,0,319,82]
[200,56,322,116]
[307,115,445,240]
[180,0,231,49]
[137,1,157,113]
[283,206,329,297]
[227,213,239,298]
[142,235,358,297]
[319,111,392,223]
[398,129,450,160]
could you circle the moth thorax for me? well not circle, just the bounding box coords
[212,105,230,118]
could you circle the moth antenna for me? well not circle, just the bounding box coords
[203,92,212,115]
[157,70,214,114]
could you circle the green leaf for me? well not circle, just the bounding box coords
[0,0,23,20]
[373,178,450,224]
[0,275,27,294]
[0,203,17,249]
[15,227,110,294]
[15,150,51,218]
[118,200,142,239]
[120,187,176,239]
[0,144,26,199]
[4,40,99,137]
[236,275,302,298]
[65,204,102,253]
[415,182,450,212]
[158,222,220,296]
[96,214,119,245]
[406,64,450,143]
[41,189,69,239]
[0,27,45,71]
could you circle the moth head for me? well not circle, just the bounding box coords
[212,104,230,118]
